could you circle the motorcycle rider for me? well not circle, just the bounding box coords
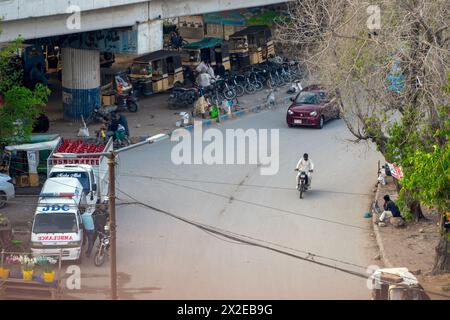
[295,153,314,189]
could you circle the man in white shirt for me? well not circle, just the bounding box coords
[206,61,215,78]
[295,153,314,189]
[196,71,212,88]
[195,61,208,74]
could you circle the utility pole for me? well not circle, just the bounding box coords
[53,133,166,301]
[108,152,118,300]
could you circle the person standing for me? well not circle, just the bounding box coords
[81,207,96,258]
[93,204,109,241]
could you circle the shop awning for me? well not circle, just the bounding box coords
[183,37,224,50]
[5,136,61,152]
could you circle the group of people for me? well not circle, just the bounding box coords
[192,60,230,119]
[96,112,130,146]
[194,60,227,89]
[80,204,109,258]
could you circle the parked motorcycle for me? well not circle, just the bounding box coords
[94,225,110,267]
[168,86,199,109]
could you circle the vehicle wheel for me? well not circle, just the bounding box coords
[94,248,106,267]
[255,81,264,91]
[127,101,138,113]
[75,252,83,264]
[223,89,236,100]
[38,173,47,186]
[0,192,6,208]
[234,85,245,97]
[299,184,304,199]
[287,123,293,128]
[317,116,324,129]
[266,79,274,89]
[244,84,256,95]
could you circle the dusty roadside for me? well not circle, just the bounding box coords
[371,175,450,299]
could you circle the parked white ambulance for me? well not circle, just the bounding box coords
[30,177,88,262]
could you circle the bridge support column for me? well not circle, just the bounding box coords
[61,48,100,121]
[136,20,163,55]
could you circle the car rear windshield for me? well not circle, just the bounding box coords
[33,213,78,234]
[295,92,319,104]
[49,172,89,193]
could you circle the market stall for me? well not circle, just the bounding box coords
[129,50,183,94]
[181,37,231,70]
[228,25,274,69]
[3,134,61,187]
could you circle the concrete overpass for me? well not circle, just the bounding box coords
[0,0,288,45]
[0,0,289,120]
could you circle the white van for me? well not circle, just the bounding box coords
[31,177,88,262]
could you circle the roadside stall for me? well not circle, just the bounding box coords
[3,134,61,188]
[0,250,64,300]
[129,50,183,95]
[181,37,231,70]
[228,25,274,69]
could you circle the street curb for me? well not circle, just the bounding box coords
[372,180,394,268]
[135,95,293,143]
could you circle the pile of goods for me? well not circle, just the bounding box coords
[53,140,105,165]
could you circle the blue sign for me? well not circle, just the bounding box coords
[41,204,70,212]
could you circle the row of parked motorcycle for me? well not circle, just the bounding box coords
[168,57,305,109]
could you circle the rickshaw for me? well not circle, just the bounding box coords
[370,268,430,300]
[228,25,275,70]
[128,50,184,96]
[99,68,138,112]
[181,37,231,71]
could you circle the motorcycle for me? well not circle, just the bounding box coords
[168,86,199,109]
[94,224,110,267]
[116,90,139,113]
[295,169,312,199]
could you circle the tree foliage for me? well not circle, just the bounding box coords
[275,0,450,272]
[0,37,50,145]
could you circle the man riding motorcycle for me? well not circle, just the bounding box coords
[295,153,314,189]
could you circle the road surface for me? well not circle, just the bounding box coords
[68,105,383,299]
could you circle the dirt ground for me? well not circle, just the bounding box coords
[373,175,450,299]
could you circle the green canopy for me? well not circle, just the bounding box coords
[183,37,224,50]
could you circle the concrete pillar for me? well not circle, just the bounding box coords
[61,48,100,120]
[136,20,163,55]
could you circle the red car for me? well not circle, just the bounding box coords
[286,85,340,129]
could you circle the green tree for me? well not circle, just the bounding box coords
[0,38,50,145]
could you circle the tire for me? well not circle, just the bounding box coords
[254,81,263,91]
[288,123,293,128]
[75,252,83,265]
[317,116,324,129]
[266,79,275,89]
[127,101,138,113]
[233,85,245,97]
[244,83,256,95]
[223,89,236,100]
[0,192,6,209]
[94,247,106,267]
[299,183,304,199]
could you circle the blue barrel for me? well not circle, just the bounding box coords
[61,48,100,120]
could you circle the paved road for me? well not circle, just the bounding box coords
[69,105,382,299]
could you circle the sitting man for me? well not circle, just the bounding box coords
[379,195,403,222]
